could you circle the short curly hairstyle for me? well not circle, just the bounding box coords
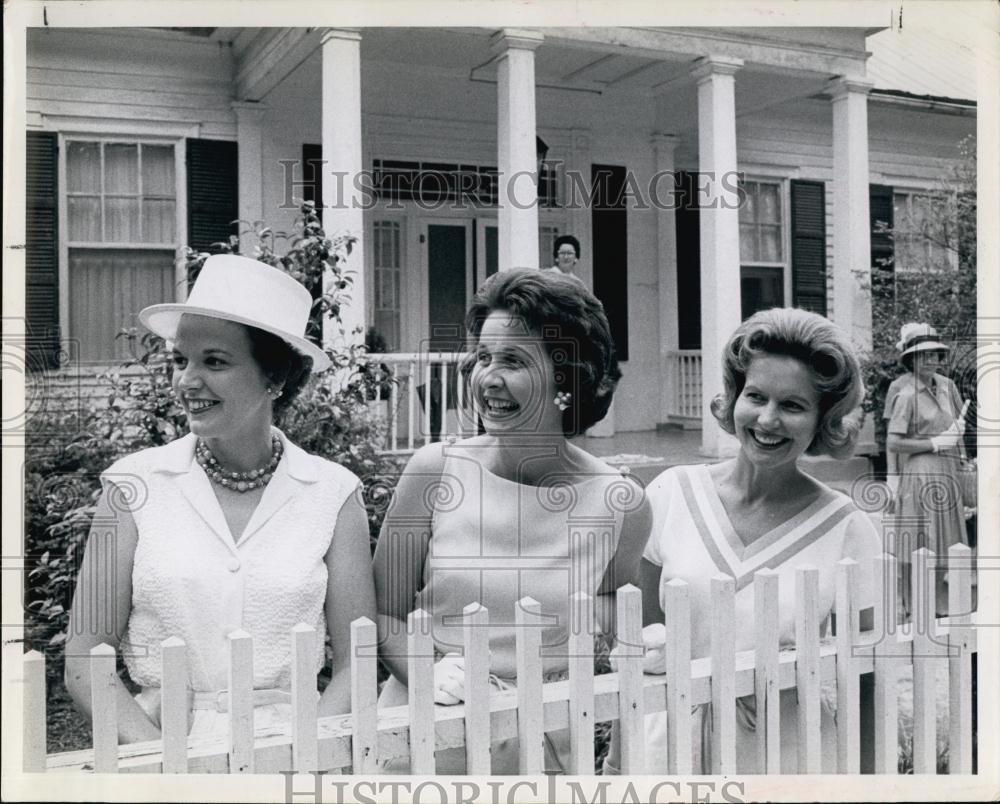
[244,325,313,417]
[709,308,865,458]
[463,269,621,436]
[552,234,581,261]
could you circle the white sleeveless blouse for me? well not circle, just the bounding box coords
[102,429,360,693]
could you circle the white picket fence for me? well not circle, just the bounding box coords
[663,350,702,424]
[23,545,976,774]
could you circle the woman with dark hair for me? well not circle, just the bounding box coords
[548,234,583,281]
[373,268,651,773]
[884,322,968,614]
[607,307,881,774]
[65,255,376,742]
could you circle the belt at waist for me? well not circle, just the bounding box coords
[190,688,292,712]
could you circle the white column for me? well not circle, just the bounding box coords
[232,102,266,252]
[491,28,543,271]
[652,133,680,426]
[829,77,874,352]
[693,55,742,457]
[321,28,365,348]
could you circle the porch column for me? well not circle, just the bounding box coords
[491,28,543,271]
[232,101,266,250]
[829,77,874,351]
[692,55,742,457]
[652,133,680,426]
[321,28,365,348]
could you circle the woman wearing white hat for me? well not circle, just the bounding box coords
[65,255,376,743]
[884,322,968,614]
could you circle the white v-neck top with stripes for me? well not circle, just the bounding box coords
[643,463,881,657]
[640,463,882,773]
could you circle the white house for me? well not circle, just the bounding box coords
[24,21,977,455]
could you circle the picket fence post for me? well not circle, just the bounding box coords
[515,596,544,773]
[291,624,318,772]
[227,629,254,773]
[161,636,188,773]
[911,548,939,774]
[463,603,491,774]
[90,642,118,773]
[753,569,780,773]
[407,609,435,773]
[836,558,861,773]
[710,575,736,774]
[567,591,595,774]
[615,584,645,774]
[350,617,378,773]
[947,543,974,773]
[873,552,900,774]
[663,578,692,774]
[794,566,822,773]
[23,650,46,773]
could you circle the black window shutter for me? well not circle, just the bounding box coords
[869,184,894,287]
[591,164,628,361]
[26,130,60,371]
[186,139,238,268]
[674,171,701,350]
[302,143,323,217]
[790,180,827,315]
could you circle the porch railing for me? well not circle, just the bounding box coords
[364,352,469,453]
[664,350,702,424]
[24,544,976,774]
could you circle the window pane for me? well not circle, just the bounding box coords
[66,142,101,193]
[104,144,138,193]
[106,196,141,242]
[760,224,782,262]
[739,222,758,262]
[739,183,756,223]
[758,184,781,223]
[142,199,176,243]
[67,196,102,241]
[68,248,174,361]
[141,145,175,196]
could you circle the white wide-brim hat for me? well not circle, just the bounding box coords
[896,322,950,362]
[139,254,331,372]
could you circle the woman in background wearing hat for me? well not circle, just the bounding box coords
[884,322,968,614]
[65,255,376,743]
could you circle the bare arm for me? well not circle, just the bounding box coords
[886,433,935,455]
[64,487,162,743]
[372,443,444,685]
[319,489,378,717]
[594,485,652,641]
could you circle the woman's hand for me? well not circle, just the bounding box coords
[610,623,667,675]
[433,653,466,705]
[930,422,963,453]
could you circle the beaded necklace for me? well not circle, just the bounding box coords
[196,435,283,493]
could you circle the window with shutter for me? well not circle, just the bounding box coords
[674,171,701,350]
[740,178,786,318]
[26,131,60,370]
[790,180,827,315]
[591,164,629,361]
[186,138,238,258]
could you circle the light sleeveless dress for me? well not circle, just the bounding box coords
[376,445,639,773]
[101,428,360,737]
[640,464,882,774]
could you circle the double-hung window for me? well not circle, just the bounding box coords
[738,179,786,319]
[64,139,180,361]
[892,191,956,273]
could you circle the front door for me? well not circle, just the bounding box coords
[425,221,472,350]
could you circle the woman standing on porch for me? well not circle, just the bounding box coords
[607,307,881,774]
[372,269,651,773]
[64,255,376,743]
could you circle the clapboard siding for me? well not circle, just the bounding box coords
[26,29,236,139]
